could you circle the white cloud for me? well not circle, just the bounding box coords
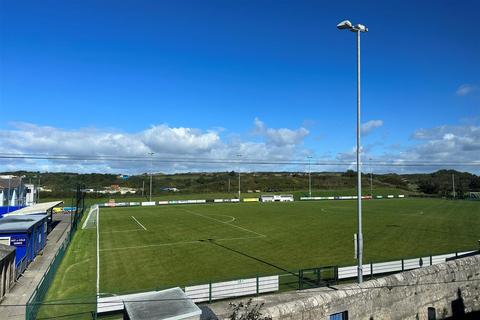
[456,84,477,96]
[332,124,480,174]
[361,120,384,135]
[253,117,309,147]
[0,119,310,173]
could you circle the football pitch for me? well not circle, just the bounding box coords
[41,198,480,319]
[97,198,480,294]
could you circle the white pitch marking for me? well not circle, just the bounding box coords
[101,228,143,234]
[131,216,147,231]
[99,234,263,252]
[179,208,266,238]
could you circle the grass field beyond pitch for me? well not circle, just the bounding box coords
[98,198,480,294]
[40,198,480,319]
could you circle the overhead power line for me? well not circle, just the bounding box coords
[0,152,479,167]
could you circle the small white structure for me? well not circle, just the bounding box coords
[24,183,37,206]
[260,194,294,202]
[98,287,202,320]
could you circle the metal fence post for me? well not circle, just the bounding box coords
[401,259,404,271]
[208,282,212,303]
[370,262,373,280]
[430,255,433,266]
[256,276,259,296]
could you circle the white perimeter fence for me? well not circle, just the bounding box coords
[97,194,406,208]
[97,249,477,314]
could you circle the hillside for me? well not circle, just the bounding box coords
[2,169,479,199]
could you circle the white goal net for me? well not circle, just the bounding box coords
[82,205,99,229]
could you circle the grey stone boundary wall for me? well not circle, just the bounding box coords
[208,255,480,320]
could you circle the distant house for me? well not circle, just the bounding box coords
[161,187,179,192]
[97,186,136,195]
[0,176,37,211]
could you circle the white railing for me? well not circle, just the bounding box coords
[338,250,475,280]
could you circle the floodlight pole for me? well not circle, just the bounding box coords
[338,20,367,284]
[370,158,373,198]
[355,29,364,284]
[149,152,154,202]
[308,156,312,197]
[452,173,456,199]
[237,154,242,200]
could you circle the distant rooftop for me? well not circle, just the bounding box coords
[3,201,63,217]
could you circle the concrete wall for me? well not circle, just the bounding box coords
[209,255,480,320]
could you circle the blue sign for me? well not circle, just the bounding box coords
[10,235,27,246]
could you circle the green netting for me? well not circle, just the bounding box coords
[25,188,86,320]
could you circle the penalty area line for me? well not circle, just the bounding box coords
[99,235,263,252]
[131,216,147,231]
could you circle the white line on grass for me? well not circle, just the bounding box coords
[100,228,143,234]
[99,234,263,252]
[179,208,266,238]
[131,216,147,231]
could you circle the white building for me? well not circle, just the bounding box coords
[0,176,37,207]
[260,194,294,202]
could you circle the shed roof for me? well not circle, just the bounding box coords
[0,214,47,233]
[124,287,201,320]
[3,201,63,217]
[0,243,15,260]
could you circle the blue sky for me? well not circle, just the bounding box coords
[0,0,479,173]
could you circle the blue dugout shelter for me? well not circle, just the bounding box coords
[0,214,48,269]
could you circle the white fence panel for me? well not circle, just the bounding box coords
[212,278,257,300]
[184,276,279,303]
[422,256,431,267]
[458,250,476,256]
[362,264,372,276]
[403,258,421,270]
[184,284,210,303]
[431,253,455,265]
[158,201,168,205]
[372,260,402,275]
[338,266,357,279]
[258,276,279,293]
[141,201,155,206]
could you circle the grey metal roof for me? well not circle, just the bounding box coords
[0,177,22,190]
[4,201,63,216]
[0,243,15,261]
[0,214,47,233]
[124,287,202,320]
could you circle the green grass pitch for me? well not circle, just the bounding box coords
[40,198,480,319]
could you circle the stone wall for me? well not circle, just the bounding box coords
[208,255,480,320]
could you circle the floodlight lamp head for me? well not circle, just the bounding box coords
[337,20,353,30]
[355,24,368,32]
